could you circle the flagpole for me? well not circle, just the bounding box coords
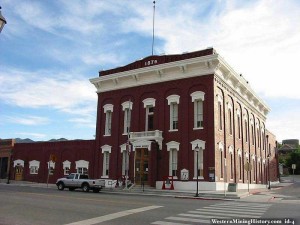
[152,1,156,55]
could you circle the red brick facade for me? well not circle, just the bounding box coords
[5,48,278,190]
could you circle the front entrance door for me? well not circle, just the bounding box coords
[135,148,149,185]
[15,165,23,181]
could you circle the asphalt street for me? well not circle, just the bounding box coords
[0,177,299,225]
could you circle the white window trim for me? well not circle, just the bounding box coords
[167,95,180,105]
[13,159,24,167]
[101,145,112,154]
[191,91,205,102]
[75,160,89,169]
[121,101,133,110]
[142,98,156,108]
[103,104,114,113]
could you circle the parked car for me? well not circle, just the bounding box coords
[56,173,105,193]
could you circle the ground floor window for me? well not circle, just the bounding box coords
[77,167,88,174]
[103,152,110,177]
[30,166,38,174]
[75,160,89,176]
[169,149,178,177]
[29,160,40,175]
[122,150,129,176]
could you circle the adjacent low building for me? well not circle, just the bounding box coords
[3,48,278,191]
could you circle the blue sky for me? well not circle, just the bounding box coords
[0,0,299,142]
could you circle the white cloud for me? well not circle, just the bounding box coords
[68,117,95,128]
[0,68,97,116]
[267,107,300,142]
[16,132,47,139]
[123,0,300,100]
[6,116,49,126]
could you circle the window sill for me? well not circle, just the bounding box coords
[170,176,178,180]
[193,127,204,130]
[169,129,178,132]
[101,176,109,178]
[103,134,111,137]
[122,133,129,136]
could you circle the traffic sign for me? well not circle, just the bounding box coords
[50,154,57,162]
[244,162,252,171]
[292,164,296,170]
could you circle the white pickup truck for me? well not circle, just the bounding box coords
[56,173,105,193]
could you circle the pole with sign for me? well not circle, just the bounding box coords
[292,164,296,182]
[244,162,252,195]
[224,158,226,197]
[47,154,56,187]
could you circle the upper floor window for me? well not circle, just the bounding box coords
[103,104,113,136]
[143,98,156,131]
[227,103,233,135]
[217,94,223,130]
[251,119,255,145]
[167,95,180,131]
[191,91,205,129]
[122,101,133,134]
[244,116,249,143]
[237,109,241,139]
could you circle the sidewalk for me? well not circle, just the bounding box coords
[1,179,292,201]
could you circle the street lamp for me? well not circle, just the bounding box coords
[0,6,7,33]
[194,144,200,197]
[267,152,271,190]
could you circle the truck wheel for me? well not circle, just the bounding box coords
[82,183,90,192]
[93,188,100,193]
[57,182,65,191]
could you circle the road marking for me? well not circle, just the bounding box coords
[152,221,192,225]
[201,206,269,212]
[152,202,272,225]
[195,208,263,215]
[64,205,163,225]
[165,216,210,223]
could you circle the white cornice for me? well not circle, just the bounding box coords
[90,52,270,117]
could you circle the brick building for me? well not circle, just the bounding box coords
[89,48,278,190]
[6,48,278,191]
[7,140,95,184]
[0,139,14,180]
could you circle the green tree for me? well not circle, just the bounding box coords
[286,148,300,174]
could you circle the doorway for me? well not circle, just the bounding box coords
[15,165,23,181]
[135,148,149,185]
